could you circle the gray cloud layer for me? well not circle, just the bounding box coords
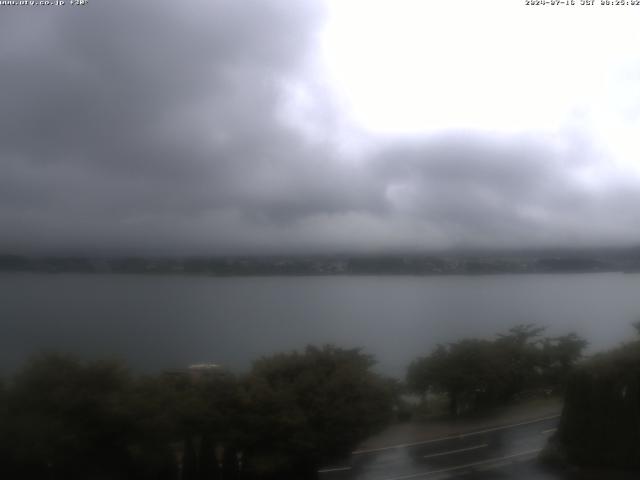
[1,0,639,254]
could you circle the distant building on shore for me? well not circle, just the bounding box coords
[163,362,225,382]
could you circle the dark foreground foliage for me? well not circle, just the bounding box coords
[555,326,640,470]
[407,325,587,416]
[0,346,395,480]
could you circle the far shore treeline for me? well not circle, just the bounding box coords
[1,247,640,276]
[0,324,597,480]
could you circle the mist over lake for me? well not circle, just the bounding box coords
[2,272,639,377]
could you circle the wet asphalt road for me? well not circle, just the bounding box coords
[318,415,635,480]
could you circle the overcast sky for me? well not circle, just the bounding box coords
[1,0,640,255]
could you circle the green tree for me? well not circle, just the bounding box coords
[128,368,244,480]
[555,334,640,469]
[408,340,508,415]
[494,324,546,397]
[541,333,588,388]
[5,353,135,480]
[407,325,587,417]
[0,377,9,469]
[242,345,394,477]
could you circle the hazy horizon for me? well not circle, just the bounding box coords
[2,243,640,259]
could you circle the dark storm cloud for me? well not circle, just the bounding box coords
[0,0,354,252]
[369,133,640,249]
[1,1,639,253]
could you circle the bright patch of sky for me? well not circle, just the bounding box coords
[319,0,640,168]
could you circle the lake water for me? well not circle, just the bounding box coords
[1,272,639,377]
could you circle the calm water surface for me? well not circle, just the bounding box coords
[2,272,639,376]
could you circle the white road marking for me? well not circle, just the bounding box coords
[318,466,352,473]
[381,448,542,480]
[352,414,560,455]
[541,428,557,435]
[423,443,488,459]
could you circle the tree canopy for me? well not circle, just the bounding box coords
[554,327,640,469]
[407,325,587,416]
[0,346,395,480]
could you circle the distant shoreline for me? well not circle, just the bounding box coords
[1,268,638,278]
[1,250,639,277]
